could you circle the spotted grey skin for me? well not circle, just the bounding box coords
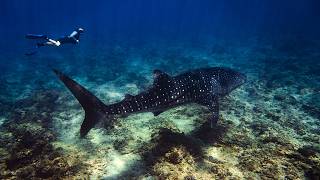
[53,67,246,137]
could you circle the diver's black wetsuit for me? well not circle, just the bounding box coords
[25,28,84,55]
[57,28,83,44]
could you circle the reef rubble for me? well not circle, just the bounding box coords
[0,91,87,179]
[0,39,319,179]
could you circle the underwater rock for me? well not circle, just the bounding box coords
[141,128,205,179]
[252,104,264,114]
[247,87,259,98]
[0,90,86,179]
[274,94,286,101]
[265,74,285,89]
[274,93,298,105]
[302,134,320,144]
[113,135,134,152]
[298,145,320,157]
[184,175,196,180]
[305,168,320,180]
[286,150,320,180]
[0,122,83,179]
[142,128,203,167]
[3,90,60,130]
[193,120,229,144]
[260,132,293,147]
[302,104,320,119]
[209,164,232,178]
[206,156,223,164]
[1,39,319,179]
[150,145,211,179]
[239,147,300,179]
[165,147,185,164]
[250,121,270,135]
[265,111,281,122]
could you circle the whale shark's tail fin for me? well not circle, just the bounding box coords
[53,69,107,137]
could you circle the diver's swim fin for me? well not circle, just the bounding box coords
[25,34,48,40]
[53,69,108,137]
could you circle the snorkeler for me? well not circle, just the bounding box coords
[25,28,84,55]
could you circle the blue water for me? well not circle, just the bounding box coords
[0,0,320,179]
[1,0,320,50]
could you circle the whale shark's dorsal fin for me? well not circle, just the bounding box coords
[124,94,134,100]
[153,69,172,86]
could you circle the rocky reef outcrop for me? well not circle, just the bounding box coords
[0,91,86,179]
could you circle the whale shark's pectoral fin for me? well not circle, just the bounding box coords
[208,100,219,128]
[197,96,219,128]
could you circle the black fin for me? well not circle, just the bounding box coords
[124,94,134,100]
[153,69,170,78]
[153,69,172,86]
[153,69,164,76]
[53,69,107,137]
[25,34,48,40]
[153,110,164,116]
[197,96,219,128]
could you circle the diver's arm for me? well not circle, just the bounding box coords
[69,31,78,38]
[69,31,80,43]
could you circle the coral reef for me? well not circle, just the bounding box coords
[0,38,319,179]
[0,91,87,179]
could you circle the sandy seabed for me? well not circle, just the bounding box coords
[0,38,319,179]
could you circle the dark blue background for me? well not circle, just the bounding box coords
[0,0,319,54]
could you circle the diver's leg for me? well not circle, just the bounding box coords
[37,39,60,47]
[25,34,48,40]
[26,44,40,56]
[47,39,61,46]
[36,42,53,47]
[37,43,46,47]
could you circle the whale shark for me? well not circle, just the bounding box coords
[53,67,246,137]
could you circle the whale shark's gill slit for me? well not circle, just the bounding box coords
[53,69,108,138]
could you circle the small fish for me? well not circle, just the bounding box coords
[53,67,246,137]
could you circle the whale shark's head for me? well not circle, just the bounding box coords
[215,68,247,95]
